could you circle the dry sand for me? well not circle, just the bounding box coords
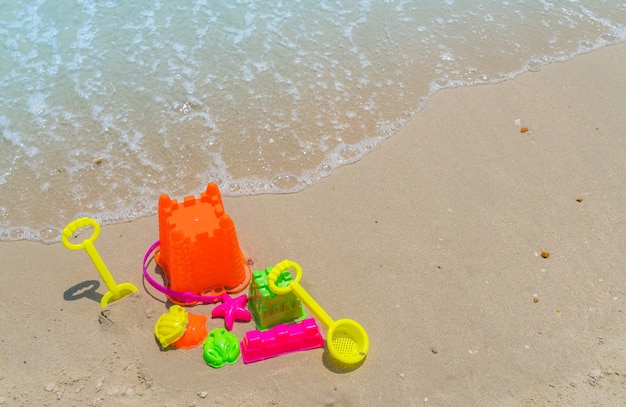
[1,43,625,406]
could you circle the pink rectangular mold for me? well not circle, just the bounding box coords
[240,318,325,364]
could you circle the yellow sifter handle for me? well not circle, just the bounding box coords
[267,259,335,329]
[268,259,369,367]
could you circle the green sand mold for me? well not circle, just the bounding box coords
[202,328,240,368]
[248,267,306,330]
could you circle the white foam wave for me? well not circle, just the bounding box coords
[1,0,625,243]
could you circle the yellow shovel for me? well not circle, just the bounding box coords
[62,217,138,308]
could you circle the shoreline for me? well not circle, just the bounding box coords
[1,43,625,406]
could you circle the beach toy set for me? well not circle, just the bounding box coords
[64,182,368,370]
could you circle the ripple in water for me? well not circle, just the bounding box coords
[1,1,625,242]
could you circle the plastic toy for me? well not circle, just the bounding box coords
[154,305,209,349]
[268,260,369,366]
[154,305,188,348]
[155,182,251,305]
[143,240,222,304]
[62,217,138,308]
[248,267,306,330]
[144,241,252,331]
[172,310,208,349]
[211,293,252,331]
[203,328,240,368]
[240,318,324,364]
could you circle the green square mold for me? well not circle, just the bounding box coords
[248,267,306,330]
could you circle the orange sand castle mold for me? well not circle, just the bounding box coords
[155,182,251,305]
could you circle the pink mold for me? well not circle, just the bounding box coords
[240,318,325,364]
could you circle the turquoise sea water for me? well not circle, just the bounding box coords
[1,1,625,243]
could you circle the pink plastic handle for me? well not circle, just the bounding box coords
[142,240,222,304]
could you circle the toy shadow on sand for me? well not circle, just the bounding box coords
[63,279,103,304]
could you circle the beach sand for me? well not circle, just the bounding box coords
[1,43,625,406]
